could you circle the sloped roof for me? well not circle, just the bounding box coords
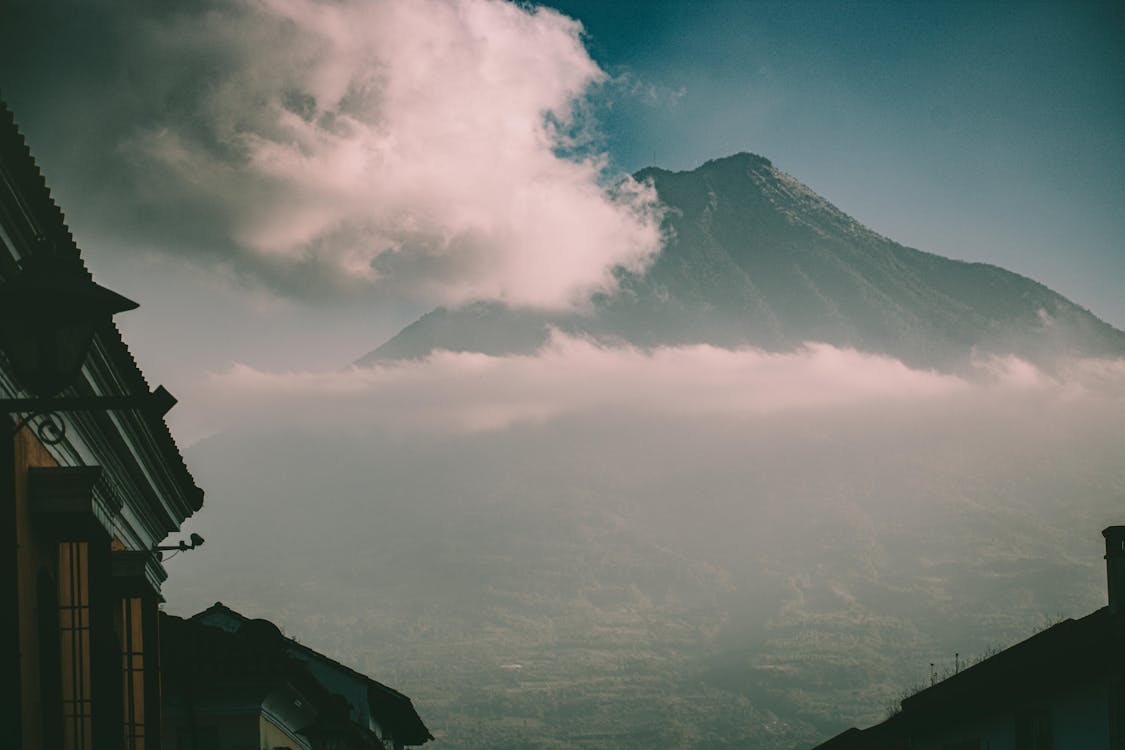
[0,98,203,515]
[162,612,390,749]
[195,602,433,745]
[811,607,1123,749]
[898,607,1121,727]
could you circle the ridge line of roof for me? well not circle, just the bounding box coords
[0,97,203,513]
[196,602,417,703]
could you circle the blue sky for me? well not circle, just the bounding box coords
[549,0,1125,326]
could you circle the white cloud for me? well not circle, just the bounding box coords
[181,334,1125,442]
[182,337,974,435]
[130,0,663,308]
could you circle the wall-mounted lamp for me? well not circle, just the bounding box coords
[153,533,204,553]
[0,253,138,398]
[0,249,179,444]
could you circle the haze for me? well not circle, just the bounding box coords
[1,1,1122,747]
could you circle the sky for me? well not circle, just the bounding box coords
[552,0,1125,326]
[0,0,1122,443]
[3,4,1123,741]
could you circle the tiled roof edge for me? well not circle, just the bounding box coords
[0,97,203,513]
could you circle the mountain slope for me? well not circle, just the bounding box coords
[360,153,1125,369]
[166,154,1125,750]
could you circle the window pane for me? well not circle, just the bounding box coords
[120,595,147,750]
[58,542,93,750]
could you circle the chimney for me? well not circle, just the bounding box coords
[1104,525,1125,615]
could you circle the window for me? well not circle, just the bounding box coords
[119,596,146,750]
[59,542,93,750]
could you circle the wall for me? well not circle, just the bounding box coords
[14,427,59,750]
[260,713,311,750]
[911,679,1112,750]
[914,712,1015,750]
[1051,680,1110,749]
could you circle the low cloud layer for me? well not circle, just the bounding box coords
[187,334,1125,440]
[171,333,1125,750]
[6,0,657,305]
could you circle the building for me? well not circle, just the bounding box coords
[811,526,1125,750]
[162,603,433,750]
[2,99,205,749]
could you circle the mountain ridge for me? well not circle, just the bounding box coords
[170,152,1125,750]
[359,152,1125,370]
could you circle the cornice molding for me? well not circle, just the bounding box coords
[0,99,203,549]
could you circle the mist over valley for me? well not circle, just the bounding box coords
[165,154,1125,749]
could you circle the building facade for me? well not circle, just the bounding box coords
[2,100,205,749]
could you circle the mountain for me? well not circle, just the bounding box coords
[361,153,1125,369]
[165,153,1125,750]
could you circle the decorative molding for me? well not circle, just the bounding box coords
[111,549,168,599]
[94,466,124,517]
[28,465,106,539]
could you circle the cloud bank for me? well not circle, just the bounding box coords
[117,0,662,307]
[188,334,1125,440]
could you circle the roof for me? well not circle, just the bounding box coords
[0,98,203,515]
[194,602,433,744]
[897,607,1122,728]
[811,607,1124,749]
[161,611,300,684]
[811,726,906,750]
[161,612,384,747]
